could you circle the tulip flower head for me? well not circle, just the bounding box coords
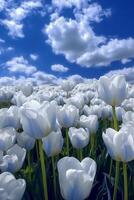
[103,127,134,162]
[68,127,89,149]
[0,172,26,200]
[98,75,127,106]
[42,129,64,157]
[57,156,97,200]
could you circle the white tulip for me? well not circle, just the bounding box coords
[57,104,79,128]
[0,106,21,129]
[103,127,134,162]
[0,172,26,200]
[42,129,64,157]
[20,101,57,139]
[0,127,16,151]
[68,127,89,149]
[98,75,127,106]
[17,131,35,150]
[61,80,75,92]
[80,115,99,134]
[57,156,97,200]
[0,144,26,172]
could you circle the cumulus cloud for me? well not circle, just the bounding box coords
[4,56,37,75]
[67,74,86,83]
[52,0,87,10]
[1,0,42,38]
[51,64,69,72]
[0,0,6,12]
[74,3,111,23]
[32,71,58,85]
[2,19,24,38]
[45,15,134,68]
[105,67,134,84]
[45,16,105,62]
[44,1,134,68]
[77,38,134,67]
[30,54,39,61]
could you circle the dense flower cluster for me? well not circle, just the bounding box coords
[0,75,133,200]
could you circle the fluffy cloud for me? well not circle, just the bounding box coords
[45,16,105,62]
[0,0,6,12]
[1,0,42,38]
[45,14,134,68]
[52,0,87,10]
[74,3,111,23]
[30,54,39,61]
[4,56,37,75]
[105,67,134,84]
[77,38,134,67]
[51,64,69,72]
[32,71,59,85]
[2,19,24,38]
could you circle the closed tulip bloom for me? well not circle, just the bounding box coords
[68,127,89,149]
[122,111,134,124]
[57,156,97,200]
[11,91,27,107]
[17,131,35,150]
[42,129,64,157]
[61,80,75,92]
[102,127,134,162]
[19,82,33,97]
[0,144,26,172]
[0,172,26,200]
[80,115,99,134]
[98,75,127,106]
[66,94,85,110]
[57,104,79,128]
[0,106,21,129]
[0,127,16,151]
[20,101,57,139]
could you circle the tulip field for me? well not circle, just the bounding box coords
[0,75,134,200]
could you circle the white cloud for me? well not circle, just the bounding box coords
[51,64,69,72]
[0,0,6,12]
[1,19,24,38]
[45,16,105,62]
[77,38,134,67]
[32,71,58,85]
[7,46,14,51]
[0,38,5,43]
[30,54,39,61]
[45,2,134,68]
[105,67,134,84]
[74,3,111,23]
[67,74,86,83]
[1,0,42,38]
[52,0,88,10]
[121,58,132,64]
[4,56,37,75]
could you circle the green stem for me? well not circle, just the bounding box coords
[112,106,118,131]
[79,149,83,161]
[109,106,118,177]
[109,159,113,178]
[38,140,48,200]
[36,140,39,160]
[90,134,96,158]
[123,162,128,200]
[52,156,57,200]
[113,161,120,200]
[27,151,31,182]
[66,128,69,156]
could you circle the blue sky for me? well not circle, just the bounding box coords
[0,0,134,84]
